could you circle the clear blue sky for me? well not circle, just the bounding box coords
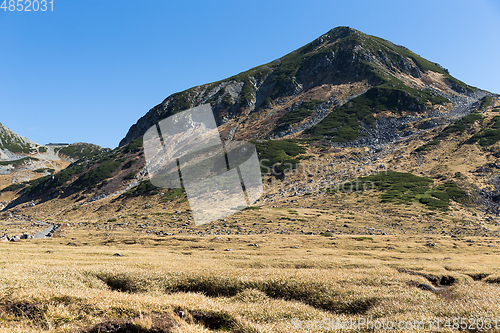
[1,0,499,148]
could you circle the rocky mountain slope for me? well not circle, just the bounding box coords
[0,122,41,159]
[120,26,485,148]
[1,27,500,233]
[0,122,109,209]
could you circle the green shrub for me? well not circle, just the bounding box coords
[123,172,136,180]
[332,171,466,210]
[430,191,450,202]
[279,100,323,126]
[122,159,137,169]
[435,181,466,201]
[243,206,261,210]
[0,157,38,167]
[468,129,500,146]
[21,162,85,197]
[415,140,440,153]
[58,143,105,159]
[479,95,493,110]
[490,116,500,129]
[253,139,306,176]
[70,159,123,191]
[353,237,373,241]
[439,112,483,137]
[33,168,55,174]
[0,183,27,193]
[0,131,33,153]
[122,137,143,154]
[122,180,160,198]
[419,197,448,209]
[159,188,186,203]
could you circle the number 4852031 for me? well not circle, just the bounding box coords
[1,0,53,11]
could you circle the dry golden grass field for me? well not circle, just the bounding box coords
[0,225,499,332]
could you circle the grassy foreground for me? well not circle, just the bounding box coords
[0,234,499,332]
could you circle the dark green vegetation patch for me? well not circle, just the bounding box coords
[479,95,493,110]
[0,183,27,194]
[121,179,159,198]
[467,115,500,147]
[415,140,440,153]
[332,171,466,210]
[70,159,124,191]
[415,112,485,153]
[121,137,143,154]
[119,182,186,203]
[57,143,107,160]
[253,139,306,176]
[307,86,448,142]
[440,112,484,136]
[21,162,85,198]
[0,157,38,167]
[276,100,323,130]
[34,168,55,174]
[159,188,186,203]
[468,129,500,147]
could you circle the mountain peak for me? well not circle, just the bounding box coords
[324,25,361,37]
[119,27,482,147]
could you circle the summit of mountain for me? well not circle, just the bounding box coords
[120,26,487,148]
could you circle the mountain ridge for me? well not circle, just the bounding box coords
[0,123,109,199]
[119,26,484,148]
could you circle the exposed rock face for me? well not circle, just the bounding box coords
[120,26,479,147]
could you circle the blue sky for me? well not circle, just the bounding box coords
[1,0,499,148]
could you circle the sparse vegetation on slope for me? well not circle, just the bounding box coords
[414,112,485,153]
[253,139,306,176]
[333,171,467,210]
[57,143,108,160]
[121,179,159,198]
[479,95,493,110]
[441,112,484,136]
[0,124,37,154]
[466,115,500,147]
[0,156,38,167]
[415,139,441,153]
[307,86,447,141]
